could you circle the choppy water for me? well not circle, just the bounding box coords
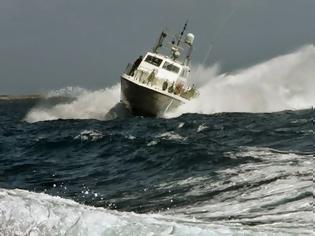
[0,98,314,235]
[1,45,315,235]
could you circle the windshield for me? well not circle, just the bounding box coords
[144,55,163,67]
[162,61,180,74]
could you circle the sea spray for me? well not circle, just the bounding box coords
[45,86,90,98]
[25,84,120,122]
[166,45,315,117]
[25,45,315,122]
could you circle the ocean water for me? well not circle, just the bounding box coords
[0,45,314,235]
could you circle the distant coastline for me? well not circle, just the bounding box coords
[0,95,42,100]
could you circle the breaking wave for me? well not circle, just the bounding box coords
[24,45,315,122]
[1,146,312,235]
[168,45,315,117]
[0,188,261,236]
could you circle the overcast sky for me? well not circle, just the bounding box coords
[0,0,314,94]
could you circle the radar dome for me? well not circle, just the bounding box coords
[185,33,195,46]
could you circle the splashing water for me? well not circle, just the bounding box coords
[25,84,121,122]
[168,45,315,117]
[0,188,302,236]
[25,45,315,122]
[45,86,90,98]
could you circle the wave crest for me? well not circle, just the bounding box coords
[0,188,247,236]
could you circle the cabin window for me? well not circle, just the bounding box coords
[145,55,163,67]
[162,62,180,74]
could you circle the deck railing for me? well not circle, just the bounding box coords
[126,68,198,100]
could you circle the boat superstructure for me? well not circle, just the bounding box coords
[120,22,198,116]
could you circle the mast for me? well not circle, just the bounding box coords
[177,20,188,46]
[153,31,167,53]
[152,21,194,66]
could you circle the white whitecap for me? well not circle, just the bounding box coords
[0,188,257,236]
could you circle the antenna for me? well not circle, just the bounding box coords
[153,31,168,53]
[177,20,189,46]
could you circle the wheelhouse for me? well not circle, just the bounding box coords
[138,52,186,83]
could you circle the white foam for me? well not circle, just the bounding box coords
[0,147,311,235]
[25,84,120,123]
[177,122,185,129]
[169,147,313,235]
[74,130,104,142]
[0,188,261,236]
[167,45,315,117]
[147,140,159,147]
[146,131,186,147]
[157,131,186,141]
[197,124,208,132]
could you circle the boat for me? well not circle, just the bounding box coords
[120,22,198,116]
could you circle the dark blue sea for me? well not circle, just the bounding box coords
[0,98,314,235]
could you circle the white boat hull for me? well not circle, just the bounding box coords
[120,75,185,116]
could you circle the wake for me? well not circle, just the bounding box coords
[25,45,315,122]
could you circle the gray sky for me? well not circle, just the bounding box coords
[0,0,314,94]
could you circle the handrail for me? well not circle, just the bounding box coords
[126,69,198,100]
